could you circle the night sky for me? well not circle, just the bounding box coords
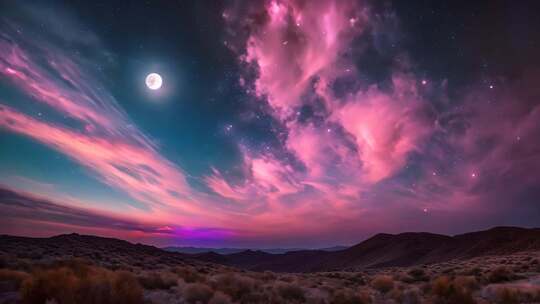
[1,0,539,248]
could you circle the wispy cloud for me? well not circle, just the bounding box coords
[0,14,206,220]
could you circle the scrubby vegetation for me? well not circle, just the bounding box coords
[1,235,540,303]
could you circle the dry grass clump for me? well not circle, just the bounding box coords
[0,269,30,290]
[20,262,143,304]
[208,291,232,304]
[210,272,255,301]
[491,285,540,304]
[274,281,305,302]
[430,275,476,304]
[407,268,429,282]
[138,271,178,290]
[401,288,421,304]
[172,266,205,283]
[331,288,371,304]
[144,290,183,304]
[370,275,394,293]
[183,283,214,304]
[488,266,516,283]
[462,266,482,277]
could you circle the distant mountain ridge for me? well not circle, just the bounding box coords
[1,226,539,273]
[163,245,348,255]
[191,226,540,272]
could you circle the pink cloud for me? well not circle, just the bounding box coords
[0,105,199,216]
[0,42,121,135]
[241,0,367,118]
[0,30,225,226]
[212,0,432,201]
[333,74,431,182]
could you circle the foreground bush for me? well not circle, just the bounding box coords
[488,266,515,283]
[183,283,214,304]
[371,275,394,293]
[210,273,255,301]
[331,288,371,304]
[173,266,204,283]
[138,271,178,290]
[274,281,305,302]
[20,262,143,304]
[490,285,540,304]
[430,275,475,304]
[0,269,30,290]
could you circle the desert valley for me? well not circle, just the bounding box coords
[1,227,540,304]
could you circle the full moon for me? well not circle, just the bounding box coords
[145,73,162,90]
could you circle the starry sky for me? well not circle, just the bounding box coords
[1,0,539,248]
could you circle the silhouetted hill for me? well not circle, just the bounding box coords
[192,226,540,272]
[1,226,539,273]
[0,233,214,270]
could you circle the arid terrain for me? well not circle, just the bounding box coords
[1,228,540,304]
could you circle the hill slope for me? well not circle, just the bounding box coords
[1,226,539,273]
[192,227,540,272]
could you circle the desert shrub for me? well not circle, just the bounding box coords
[257,271,276,282]
[463,267,482,276]
[304,289,328,304]
[407,268,428,281]
[52,258,93,276]
[330,288,371,304]
[209,291,232,304]
[274,282,305,302]
[0,269,30,290]
[442,267,455,274]
[388,287,403,302]
[491,285,540,304]
[240,290,272,303]
[210,273,255,301]
[453,276,478,291]
[494,287,520,304]
[401,288,421,304]
[280,274,296,282]
[430,276,475,304]
[488,266,515,283]
[111,271,144,303]
[145,290,183,304]
[138,271,177,289]
[183,283,213,304]
[371,275,394,293]
[173,266,204,283]
[0,254,9,268]
[348,274,366,285]
[20,265,143,304]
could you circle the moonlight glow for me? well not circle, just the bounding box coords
[145,73,162,90]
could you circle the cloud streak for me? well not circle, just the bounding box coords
[0,186,236,246]
[0,18,209,222]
